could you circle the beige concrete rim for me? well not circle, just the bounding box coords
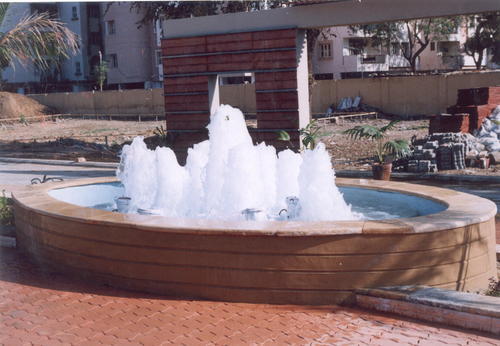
[12,177,497,237]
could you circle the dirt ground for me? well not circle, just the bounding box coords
[0,92,54,120]
[0,118,165,161]
[0,116,499,175]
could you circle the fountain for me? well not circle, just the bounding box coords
[12,104,497,305]
[116,105,355,222]
[11,0,499,306]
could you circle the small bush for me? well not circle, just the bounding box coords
[0,190,14,227]
[485,277,500,297]
[19,114,28,125]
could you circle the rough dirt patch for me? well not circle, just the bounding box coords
[0,118,165,162]
[0,117,498,175]
[0,92,55,120]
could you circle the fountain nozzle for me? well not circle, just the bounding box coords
[115,196,131,213]
[241,208,262,221]
[285,196,301,220]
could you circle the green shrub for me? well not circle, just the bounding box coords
[485,277,500,297]
[0,190,13,226]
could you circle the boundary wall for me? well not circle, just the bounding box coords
[28,71,500,118]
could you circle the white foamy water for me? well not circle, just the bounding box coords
[117,105,356,221]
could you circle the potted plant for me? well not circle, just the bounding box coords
[343,120,410,180]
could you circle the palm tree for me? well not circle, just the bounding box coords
[343,120,410,163]
[0,5,78,75]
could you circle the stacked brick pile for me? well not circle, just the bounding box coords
[429,86,499,134]
[405,133,471,173]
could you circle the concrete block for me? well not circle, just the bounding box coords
[489,151,500,164]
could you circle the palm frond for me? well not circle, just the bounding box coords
[379,119,400,133]
[342,125,384,140]
[383,139,410,158]
[277,130,290,141]
[0,11,78,71]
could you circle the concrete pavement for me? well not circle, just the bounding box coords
[0,160,115,196]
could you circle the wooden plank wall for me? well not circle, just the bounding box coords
[162,29,301,161]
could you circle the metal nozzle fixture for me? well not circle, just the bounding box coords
[285,196,301,220]
[115,196,131,213]
[241,208,262,221]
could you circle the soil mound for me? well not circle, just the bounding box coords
[0,92,55,120]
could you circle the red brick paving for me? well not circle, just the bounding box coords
[0,247,498,345]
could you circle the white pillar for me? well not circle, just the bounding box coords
[296,29,310,129]
[208,75,220,115]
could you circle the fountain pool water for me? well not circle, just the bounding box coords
[48,181,446,220]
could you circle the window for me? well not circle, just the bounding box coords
[401,42,410,57]
[319,42,332,59]
[156,51,162,65]
[75,62,81,75]
[87,4,99,17]
[391,43,401,55]
[430,42,436,51]
[31,3,57,16]
[347,38,365,56]
[107,20,115,35]
[71,6,78,20]
[108,54,118,68]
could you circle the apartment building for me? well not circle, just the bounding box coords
[101,2,163,90]
[312,21,491,80]
[1,2,103,93]
[1,2,161,93]
[1,2,494,91]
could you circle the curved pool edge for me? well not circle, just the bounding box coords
[12,177,498,305]
[13,177,496,236]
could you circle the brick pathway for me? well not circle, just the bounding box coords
[0,248,498,345]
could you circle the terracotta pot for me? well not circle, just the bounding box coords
[372,162,392,180]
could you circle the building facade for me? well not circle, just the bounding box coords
[101,3,162,90]
[1,2,495,92]
[1,2,162,93]
[1,2,104,93]
[312,20,492,80]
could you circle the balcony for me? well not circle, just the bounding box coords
[361,54,386,64]
[441,55,464,69]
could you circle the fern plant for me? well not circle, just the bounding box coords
[343,120,410,163]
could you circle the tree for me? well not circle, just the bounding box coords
[0,5,78,77]
[464,12,500,69]
[128,1,290,27]
[350,17,462,72]
[94,51,108,92]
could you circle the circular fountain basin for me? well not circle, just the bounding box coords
[13,177,497,305]
[47,181,448,220]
